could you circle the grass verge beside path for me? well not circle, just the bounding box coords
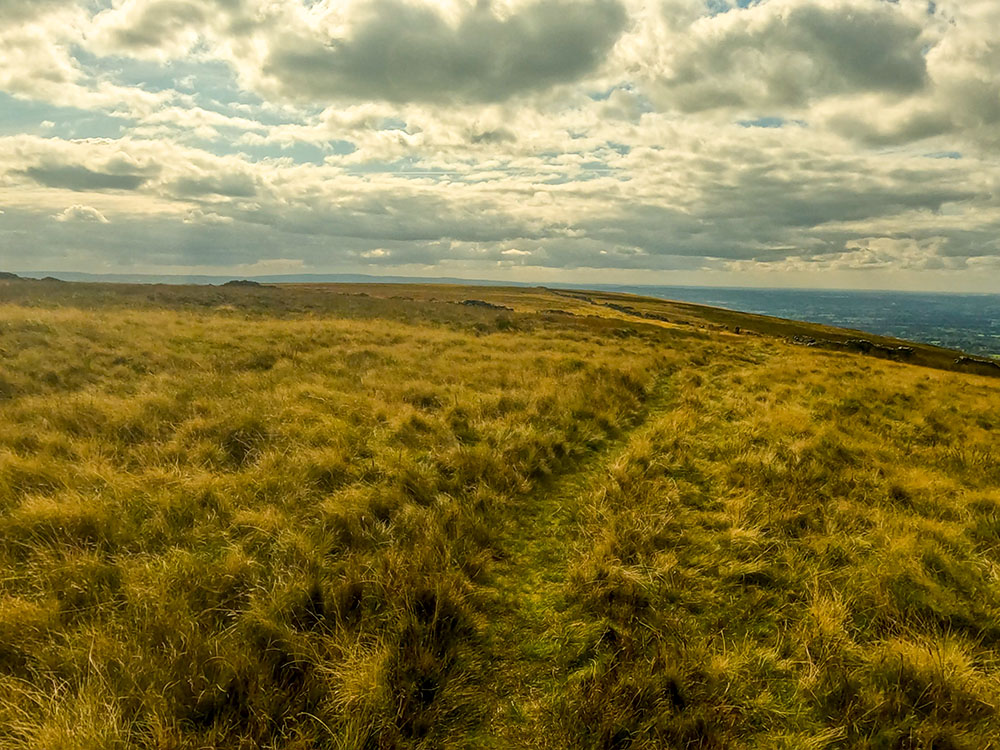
[481,374,677,747]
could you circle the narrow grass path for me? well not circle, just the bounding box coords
[479,374,675,747]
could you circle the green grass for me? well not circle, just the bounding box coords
[0,279,998,748]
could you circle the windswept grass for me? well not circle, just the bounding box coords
[0,289,665,748]
[556,349,1000,749]
[0,280,998,748]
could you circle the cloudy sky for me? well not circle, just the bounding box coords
[1,0,999,290]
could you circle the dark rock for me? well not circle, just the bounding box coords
[955,356,1000,371]
[461,299,512,311]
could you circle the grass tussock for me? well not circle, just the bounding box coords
[0,281,998,747]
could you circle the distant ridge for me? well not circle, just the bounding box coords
[9,271,998,357]
[13,271,536,287]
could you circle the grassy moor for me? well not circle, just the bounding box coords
[1,278,999,749]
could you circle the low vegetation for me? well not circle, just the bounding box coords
[556,351,1000,749]
[0,278,997,748]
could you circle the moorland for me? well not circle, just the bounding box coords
[1,277,999,749]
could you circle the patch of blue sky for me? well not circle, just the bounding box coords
[0,93,130,139]
[588,83,648,102]
[588,87,616,101]
[738,116,786,128]
[85,0,115,10]
[72,46,183,97]
[606,142,631,156]
[196,136,350,165]
[250,141,353,165]
[589,85,656,116]
[925,151,961,159]
[540,173,607,185]
[540,164,613,185]
[70,49,304,125]
[379,117,409,131]
[347,157,459,179]
[706,0,760,13]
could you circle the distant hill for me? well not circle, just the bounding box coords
[14,270,535,286]
[13,272,997,356]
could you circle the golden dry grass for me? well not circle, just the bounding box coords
[0,279,998,749]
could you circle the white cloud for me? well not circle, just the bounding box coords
[53,204,110,223]
[183,208,234,225]
[236,257,307,274]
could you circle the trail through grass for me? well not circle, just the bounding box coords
[482,373,676,746]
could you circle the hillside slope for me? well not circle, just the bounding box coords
[0,279,998,749]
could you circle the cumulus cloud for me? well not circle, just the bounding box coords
[237,257,307,274]
[54,204,110,223]
[183,208,234,224]
[25,165,151,191]
[169,173,258,198]
[91,0,214,57]
[640,0,931,112]
[816,1,1000,150]
[260,0,628,103]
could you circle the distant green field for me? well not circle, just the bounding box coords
[1,280,999,749]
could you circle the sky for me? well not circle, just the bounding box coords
[1,0,999,290]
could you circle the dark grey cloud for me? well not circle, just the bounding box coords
[470,127,516,145]
[22,165,151,191]
[0,204,529,272]
[823,37,1000,149]
[658,1,929,112]
[0,0,70,21]
[95,0,249,53]
[105,2,206,51]
[222,192,543,244]
[263,0,628,103]
[825,108,954,147]
[578,154,980,264]
[696,176,976,230]
[170,173,258,198]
